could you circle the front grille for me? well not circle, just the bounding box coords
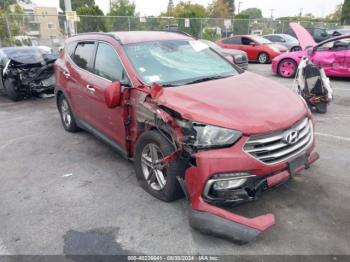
[244,118,313,165]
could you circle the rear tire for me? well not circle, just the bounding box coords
[258,52,269,64]
[4,78,24,101]
[134,130,187,202]
[58,95,79,132]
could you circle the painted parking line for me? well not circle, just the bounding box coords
[315,132,350,142]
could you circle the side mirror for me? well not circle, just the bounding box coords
[249,42,256,46]
[281,39,286,43]
[104,81,121,108]
[225,55,234,64]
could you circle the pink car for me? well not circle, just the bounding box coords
[272,23,350,78]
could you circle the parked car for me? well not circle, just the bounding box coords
[55,31,319,244]
[329,28,350,37]
[0,47,57,101]
[216,35,287,64]
[263,34,301,52]
[286,26,330,43]
[199,39,248,69]
[272,23,350,78]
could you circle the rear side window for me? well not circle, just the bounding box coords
[72,42,95,70]
[93,42,123,82]
[222,37,241,44]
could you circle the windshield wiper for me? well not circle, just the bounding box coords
[183,74,233,85]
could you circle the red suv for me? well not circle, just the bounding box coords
[54,32,319,244]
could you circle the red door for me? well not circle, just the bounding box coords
[81,42,128,149]
[67,41,96,122]
[240,37,259,60]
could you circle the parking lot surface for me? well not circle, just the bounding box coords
[0,64,349,255]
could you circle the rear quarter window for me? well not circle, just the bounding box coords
[72,41,95,71]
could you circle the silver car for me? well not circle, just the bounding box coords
[199,39,248,70]
[263,34,301,52]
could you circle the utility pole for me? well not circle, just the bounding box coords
[270,9,274,19]
[299,8,303,17]
[237,1,243,14]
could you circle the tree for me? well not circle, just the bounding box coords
[325,4,342,22]
[238,8,263,19]
[59,0,96,11]
[76,5,105,33]
[160,1,207,37]
[105,0,136,31]
[170,1,207,18]
[107,0,136,16]
[208,0,231,18]
[341,0,350,25]
[223,0,234,16]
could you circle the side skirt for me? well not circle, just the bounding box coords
[76,117,129,160]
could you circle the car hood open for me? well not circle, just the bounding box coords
[289,22,316,50]
[155,71,307,135]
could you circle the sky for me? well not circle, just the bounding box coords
[33,0,343,18]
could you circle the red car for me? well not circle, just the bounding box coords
[54,31,319,244]
[217,35,288,64]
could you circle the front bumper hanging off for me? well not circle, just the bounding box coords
[178,148,319,244]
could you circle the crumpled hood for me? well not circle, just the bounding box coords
[156,71,307,135]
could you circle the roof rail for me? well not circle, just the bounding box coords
[71,32,121,41]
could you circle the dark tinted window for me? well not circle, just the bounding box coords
[222,37,241,44]
[242,37,253,45]
[72,42,95,70]
[94,42,123,82]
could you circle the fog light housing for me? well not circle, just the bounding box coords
[213,179,247,190]
[211,173,252,190]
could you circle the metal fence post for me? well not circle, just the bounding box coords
[200,18,203,38]
[5,15,12,38]
[128,16,131,31]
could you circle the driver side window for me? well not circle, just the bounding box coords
[93,42,125,82]
[242,37,253,45]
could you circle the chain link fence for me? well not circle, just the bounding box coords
[0,14,340,50]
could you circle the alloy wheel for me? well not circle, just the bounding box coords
[60,99,72,127]
[141,143,168,191]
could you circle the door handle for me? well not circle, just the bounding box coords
[86,84,95,93]
[63,70,70,78]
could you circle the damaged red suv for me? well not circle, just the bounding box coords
[54,32,319,244]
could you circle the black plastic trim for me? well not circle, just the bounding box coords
[189,209,261,245]
[76,117,128,160]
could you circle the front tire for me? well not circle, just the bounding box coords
[4,78,24,101]
[58,95,79,132]
[258,52,269,64]
[134,130,187,202]
[278,59,297,78]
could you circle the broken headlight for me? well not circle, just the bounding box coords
[177,120,242,149]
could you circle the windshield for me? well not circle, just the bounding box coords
[124,40,239,86]
[250,36,272,44]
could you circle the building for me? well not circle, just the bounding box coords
[33,6,62,45]
[10,1,62,46]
